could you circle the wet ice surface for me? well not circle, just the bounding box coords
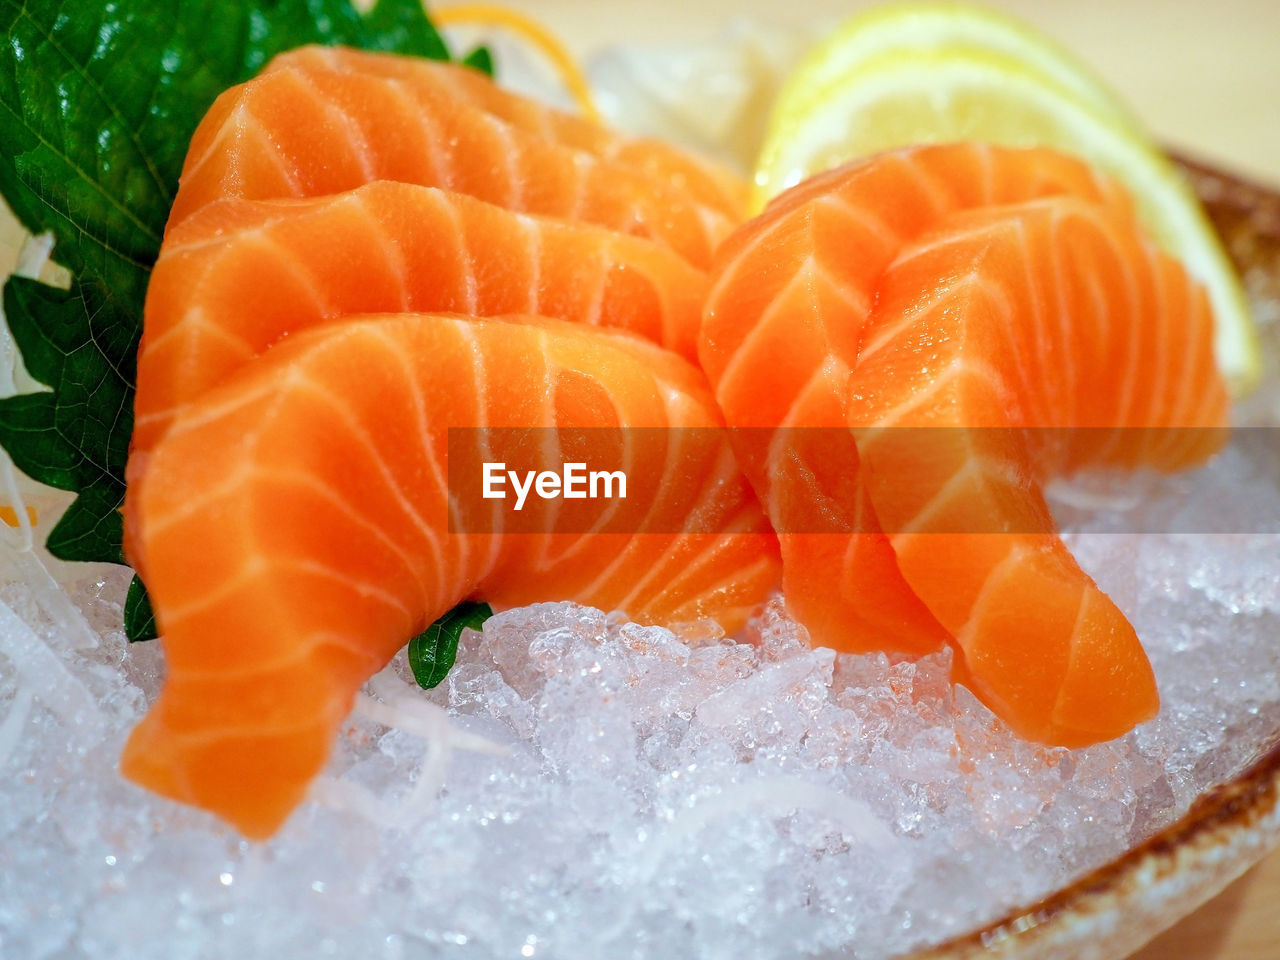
[2,477,1279,960]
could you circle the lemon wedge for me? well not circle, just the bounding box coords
[754,3,1260,396]
[768,2,1137,133]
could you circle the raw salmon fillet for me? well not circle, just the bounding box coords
[266,46,747,219]
[168,46,746,268]
[123,314,779,838]
[701,143,1229,747]
[131,181,709,467]
[122,50,777,837]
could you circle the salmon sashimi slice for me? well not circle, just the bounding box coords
[131,181,708,468]
[267,46,749,221]
[168,47,745,268]
[701,143,1229,747]
[122,313,781,838]
[121,45,781,839]
[701,144,1136,659]
[851,195,1225,745]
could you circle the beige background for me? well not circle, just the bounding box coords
[462,2,1280,958]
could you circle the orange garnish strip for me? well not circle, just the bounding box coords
[0,505,37,528]
[433,4,602,122]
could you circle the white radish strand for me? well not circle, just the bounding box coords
[0,453,101,652]
[314,664,509,828]
[0,685,34,770]
[0,597,103,745]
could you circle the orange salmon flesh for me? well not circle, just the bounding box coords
[702,142,1228,748]
[123,47,776,838]
[123,48,1229,838]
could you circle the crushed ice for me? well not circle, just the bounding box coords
[2,481,1279,958]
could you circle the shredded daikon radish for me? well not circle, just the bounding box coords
[0,596,102,739]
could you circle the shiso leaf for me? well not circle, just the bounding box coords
[354,0,451,59]
[0,275,133,563]
[461,45,494,75]
[124,574,157,643]
[408,602,494,689]
[0,0,490,674]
